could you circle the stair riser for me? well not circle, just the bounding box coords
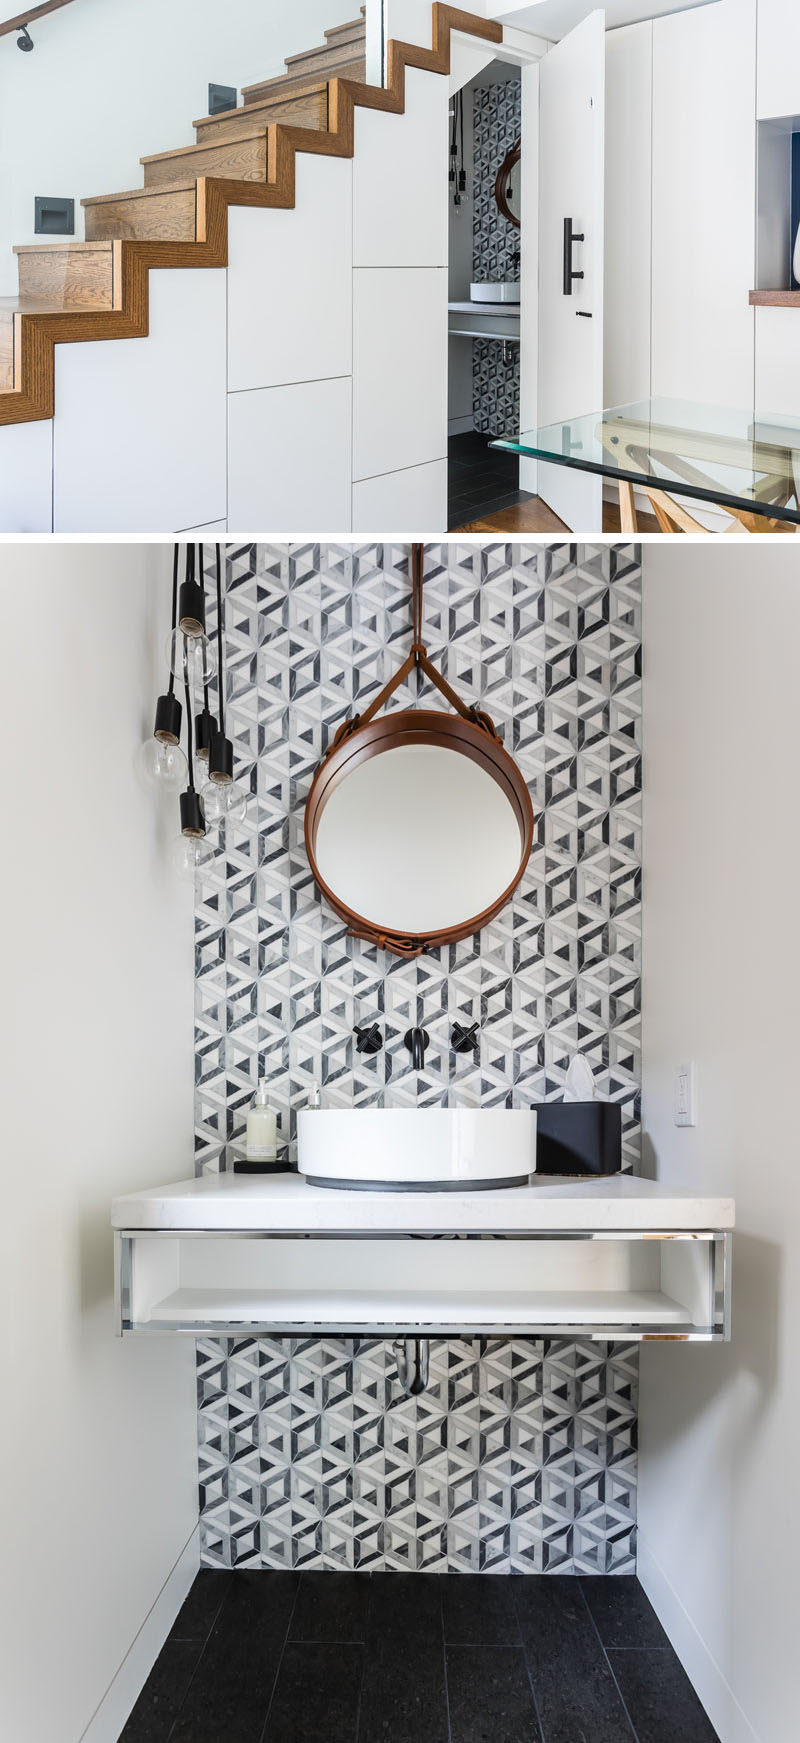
[143,134,266,190]
[195,88,327,145]
[16,245,116,307]
[243,54,365,106]
[84,187,196,243]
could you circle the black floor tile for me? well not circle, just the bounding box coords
[289,1569,371,1642]
[263,1641,364,1742]
[359,1575,447,1740]
[358,1640,448,1743]
[365,1571,444,1645]
[447,432,526,528]
[168,1570,230,1642]
[442,1572,520,1645]
[514,1577,635,1743]
[447,1644,542,1743]
[608,1649,720,1743]
[580,1577,670,1651]
[168,1571,299,1743]
[119,1639,201,1742]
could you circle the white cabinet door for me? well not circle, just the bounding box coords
[537,9,605,531]
[353,267,447,482]
[352,458,447,531]
[228,377,352,534]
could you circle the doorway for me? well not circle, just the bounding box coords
[446,59,534,531]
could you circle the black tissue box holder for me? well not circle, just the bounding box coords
[535,1101,622,1177]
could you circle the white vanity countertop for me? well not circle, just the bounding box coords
[112,1173,735,1233]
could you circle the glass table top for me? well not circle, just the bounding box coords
[492,396,800,525]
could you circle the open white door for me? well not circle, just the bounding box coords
[537,9,605,530]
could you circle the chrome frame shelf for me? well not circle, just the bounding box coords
[114,1226,732,1345]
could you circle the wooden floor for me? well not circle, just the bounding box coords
[453,498,660,535]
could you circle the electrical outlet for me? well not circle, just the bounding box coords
[674,1061,696,1128]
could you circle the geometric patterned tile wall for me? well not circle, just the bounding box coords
[194,541,642,1573]
[472,76,521,435]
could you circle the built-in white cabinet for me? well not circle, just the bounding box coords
[53,269,228,533]
[650,0,756,406]
[228,376,353,532]
[352,457,447,530]
[755,307,800,416]
[756,0,800,123]
[353,266,448,482]
[0,419,53,532]
[227,156,353,393]
[353,67,449,267]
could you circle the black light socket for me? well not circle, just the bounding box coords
[195,705,215,762]
[154,691,182,745]
[180,790,206,838]
[178,577,207,638]
[208,730,233,784]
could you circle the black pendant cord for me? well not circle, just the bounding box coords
[201,545,211,719]
[184,677,195,793]
[167,544,179,695]
[215,543,225,735]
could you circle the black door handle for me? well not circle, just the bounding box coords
[563,217,585,296]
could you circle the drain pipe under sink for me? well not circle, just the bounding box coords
[393,1337,430,1396]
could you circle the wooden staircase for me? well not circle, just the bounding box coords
[0,5,501,416]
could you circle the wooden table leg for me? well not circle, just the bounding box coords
[618,481,638,532]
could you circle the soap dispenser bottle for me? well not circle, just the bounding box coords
[243,1081,279,1172]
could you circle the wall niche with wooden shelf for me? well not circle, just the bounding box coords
[753,115,800,303]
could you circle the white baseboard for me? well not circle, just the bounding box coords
[448,415,474,436]
[637,1537,759,1743]
[81,1525,200,1743]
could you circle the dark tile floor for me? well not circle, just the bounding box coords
[448,430,533,529]
[120,1572,720,1743]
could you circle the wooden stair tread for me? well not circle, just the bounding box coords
[193,78,330,139]
[13,240,115,255]
[82,181,197,204]
[141,133,268,190]
[242,53,365,104]
[82,182,197,243]
[285,31,365,70]
[325,8,366,37]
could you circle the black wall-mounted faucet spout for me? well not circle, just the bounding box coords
[404,1025,430,1070]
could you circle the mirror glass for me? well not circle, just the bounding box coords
[313,741,525,933]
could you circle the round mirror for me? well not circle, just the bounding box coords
[495,138,521,229]
[305,710,534,956]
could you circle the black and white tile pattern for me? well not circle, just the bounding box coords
[194,542,643,1573]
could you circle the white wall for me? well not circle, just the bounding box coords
[0,544,198,1743]
[0,0,359,292]
[639,543,800,1743]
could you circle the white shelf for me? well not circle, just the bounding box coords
[147,1286,691,1329]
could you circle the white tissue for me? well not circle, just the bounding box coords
[563,1055,596,1103]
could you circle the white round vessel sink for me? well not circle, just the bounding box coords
[297,1107,536,1191]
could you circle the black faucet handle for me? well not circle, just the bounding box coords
[354,1022,383,1056]
[451,1021,479,1054]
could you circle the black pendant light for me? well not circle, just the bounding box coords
[136,545,188,792]
[201,545,248,826]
